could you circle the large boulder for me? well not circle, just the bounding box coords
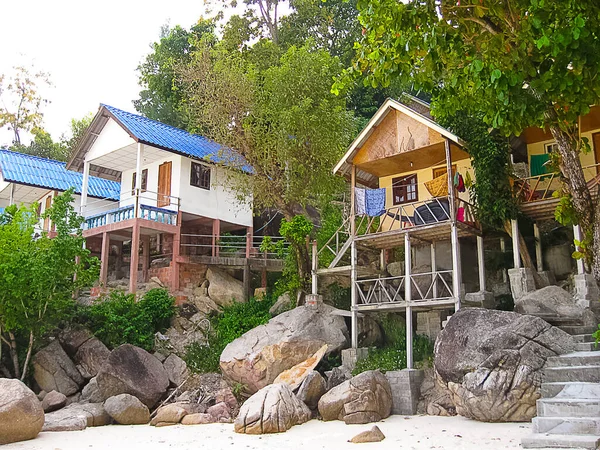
[514,285,597,326]
[150,403,188,426]
[96,344,170,408]
[104,394,150,425]
[269,292,293,316]
[41,390,67,413]
[234,383,311,434]
[0,378,44,445]
[273,344,327,390]
[357,315,383,347]
[59,327,93,356]
[435,308,575,422]
[318,370,392,424]
[296,370,327,410]
[163,353,189,387]
[81,377,103,403]
[74,337,111,379]
[43,402,111,431]
[220,304,349,394]
[33,340,85,396]
[206,267,245,307]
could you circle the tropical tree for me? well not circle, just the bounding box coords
[0,190,99,380]
[338,0,600,279]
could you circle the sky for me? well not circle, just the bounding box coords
[0,0,228,146]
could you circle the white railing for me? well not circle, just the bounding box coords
[179,234,288,260]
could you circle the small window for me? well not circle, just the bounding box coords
[432,165,456,179]
[392,174,418,205]
[545,142,559,154]
[190,162,211,190]
[131,169,148,195]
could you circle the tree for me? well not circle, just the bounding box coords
[0,189,99,380]
[0,65,51,144]
[338,0,600,280]
[179,42,356,283]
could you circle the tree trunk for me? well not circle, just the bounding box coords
[20,331,34,382]
[8,332,21,380]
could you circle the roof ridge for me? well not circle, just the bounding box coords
[0,149,67,166]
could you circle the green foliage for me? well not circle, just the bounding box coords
[185,296,275,374]
[84,288,175,351]
[593,325,600,346]
[353,314,434,375]
[326,283,351,311]
[279,215,314,246]
[316,203,344,268]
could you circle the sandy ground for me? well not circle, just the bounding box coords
[4,415,535,450]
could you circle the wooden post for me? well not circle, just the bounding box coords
[574,225,585,275]
[243,260,251,301]
[405,233,413,369]
[8,183,14,206]
[129,223,140,293]
[350,239,358,349]
[100,232,110,286]
[134,143,143,218]
[533,223,543,272]
[431,242,438,299]
[477,235,486,292]
[445,139,456,219]
[142,235,150,283]
[245,226,253,259]
[511,219,521,269]
[500,237,507,282]
[212,219,221,257]
[312,240,318,295]
[350,165,356,236]
[80,160,90,215]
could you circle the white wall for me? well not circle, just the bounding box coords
[38,191,116,231]
[85,118,136,162]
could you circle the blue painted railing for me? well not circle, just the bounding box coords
[84,204,177,230]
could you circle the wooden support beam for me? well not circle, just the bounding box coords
[312,240,318,295]
[142,235,150,283]
[405,233,413,369]
[533,223,543,273]
[100,232,110,286]
[477,235,486,292]
[129,223,140,293]
[351,239,358,349]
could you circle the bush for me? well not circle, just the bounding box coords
[184,296,275,374]
[83,288,175,351]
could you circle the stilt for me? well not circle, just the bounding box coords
[171,231,180,291]
[405,233,413,369]
[511,219,521,269]
[141,235,150,283]
[212,219,221,257]
[477,235,486,292]
[312,240,318,295]
[533,222,543,272]
[134,143,143,218]
[245,226,253,259]
[100,232,110,286]
[129,223,140,293]
[450,224,461,311]
[350,238,358,349]
[430,242,437,299]
[573,225,585,275]
[243,260,251,301]
[80,161,90,216]
[500,237,507,283]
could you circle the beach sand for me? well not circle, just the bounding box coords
[4,415,535,450]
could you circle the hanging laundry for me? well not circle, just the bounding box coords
[456,174,465,193]
[464,171,473,189]
[365,188,386,217]
[354,188,366,216]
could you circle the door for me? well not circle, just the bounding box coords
[593,133,600,174]
[43,195,52,231]
[157,161,172,207]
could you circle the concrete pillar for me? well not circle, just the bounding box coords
[129,223,140,293]
[350,239,358,349]
[573,225,585,275]
[450,224,461,311]
[508,267,536,301]
[141,235,150,283]
[511,219,521,269]
[115,241,123,279]
[171,231,180,291]
[212,219,221,257]
[405,233,413,369]
[243,260,251,301]
[533,222,543,272]
[430,243,438,299]
[245,226,253,259]
[100,232,110,286]
[8,183,14,206]
[477,235,486,292]
[80,160,90,216]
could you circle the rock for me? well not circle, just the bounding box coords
[206,267,245,307]
[150,276,164,287]
[163,353,190,387]
[96,344,170,408]
[220,304,349,394]
[326,365,352,391]
[207,402,231,422]
[43,403,112,431]
[234,383,311,434]
[150,403,188,426]
[357,316,383,347]
[66,392,81,406]
[192,280,209,298]
[274,344,327,390]
[104,394,150,425]
[296,371,326,410]
[318,370,393,424]
[254,287,267,300]
[0,378,44,444]
[514,285,597,326]
[386,261,404,277]
[417,367,456,416]
[74,337,110,379]
[153,351,167,363]
[182,413,214,425]
[81,377,103,403]
[269,292,293,316]
[190,295,221,316]
[37,390,47,401]
[33,340,85,396]
[42,390,67,412]
[215,387,238,412]
[59,328,93,356]
[178,302,199,319]
[349,426,386,443]
[435,308,575,422]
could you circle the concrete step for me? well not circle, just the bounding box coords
[576,342,600,352]
[560,325,598,335]
[544,366,600,383]
[538,398,600,417]
[533,416,600,435]
[542,382,600,399]
[522,433,600,449]
[573,334,597,343]
[548,352,600,368]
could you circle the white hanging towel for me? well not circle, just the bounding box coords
[354,187,366,216]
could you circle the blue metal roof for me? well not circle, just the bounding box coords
[102,104,252,172]
[0,150,120,200]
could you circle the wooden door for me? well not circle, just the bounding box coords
[593,133,600,174]
[157,161,172,207]
[43,195,52,231]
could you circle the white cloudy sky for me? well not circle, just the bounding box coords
[0,0,231,146]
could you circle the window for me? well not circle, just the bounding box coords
[191,162,211,190]
[432,165,456,179]
[545,142,559,154]
[392,174,418,205]
[131,169,148,195]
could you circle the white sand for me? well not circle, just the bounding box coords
[4,415,534,450]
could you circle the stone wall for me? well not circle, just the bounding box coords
[384,369,424,415]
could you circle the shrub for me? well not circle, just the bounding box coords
[84,288,175,351]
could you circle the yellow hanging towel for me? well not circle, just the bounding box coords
[424,173,449,197]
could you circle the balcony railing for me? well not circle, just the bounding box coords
[180,234,288,260]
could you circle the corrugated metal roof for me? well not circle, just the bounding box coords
[0,150,120,200]
[102,104,251,172]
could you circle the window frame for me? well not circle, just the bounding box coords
[131,169,148,195]
[190,162,211,190]
[392,173,418,205]
[545,142,559,154]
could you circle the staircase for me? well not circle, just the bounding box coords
[522,325,600,449]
